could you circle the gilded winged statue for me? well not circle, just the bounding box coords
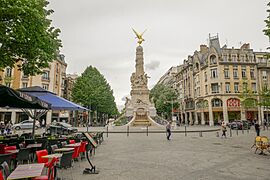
[132,28,147,45]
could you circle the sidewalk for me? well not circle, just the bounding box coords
[71,129,270,180]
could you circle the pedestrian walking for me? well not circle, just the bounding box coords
[0,122,5,135]
[254,120,260,136]
[166,121,172,140]
[5,121,12,134]
[221,121,227,138]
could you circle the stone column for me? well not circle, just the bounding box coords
[46,110,52,125]
[222,99,229,124]
[258,106,264,125]
[185,112,188,125]
[180,113,184,125]
[241,108,246,120]
[189,112,193,125]
[209,104,214,126]
[201,112,205,125]
[11,111,16,124]
[194,112,198,125]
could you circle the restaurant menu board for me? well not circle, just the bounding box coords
[83,132,98,148]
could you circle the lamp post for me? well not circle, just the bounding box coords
[87,100,91,132]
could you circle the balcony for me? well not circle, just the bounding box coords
[41,77,50,82]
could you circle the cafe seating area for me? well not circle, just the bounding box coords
[0,132,103,180]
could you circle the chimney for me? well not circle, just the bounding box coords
[200,45,208,53]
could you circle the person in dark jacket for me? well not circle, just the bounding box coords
[254,120,260,136]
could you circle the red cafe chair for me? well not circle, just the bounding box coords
[32,157,58,180]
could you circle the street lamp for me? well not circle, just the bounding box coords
[87,100,91,132]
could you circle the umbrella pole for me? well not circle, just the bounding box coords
[32,109,37,138]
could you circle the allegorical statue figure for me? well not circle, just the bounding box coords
[132,28,147,45]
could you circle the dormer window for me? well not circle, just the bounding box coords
[210,55,217,65]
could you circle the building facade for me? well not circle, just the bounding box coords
[0,54,68,124]
[159,35,269,126]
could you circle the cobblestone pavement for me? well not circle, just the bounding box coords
[67,128,270,180]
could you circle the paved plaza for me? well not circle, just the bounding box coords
[67,127,270,180]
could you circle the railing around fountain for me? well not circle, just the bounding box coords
[113,116,133,126]
[151,116,168,125]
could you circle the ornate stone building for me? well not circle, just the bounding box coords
[0,54,68,124]
[159,35,269,126]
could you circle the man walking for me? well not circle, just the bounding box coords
[254,120,260,136]
[166,121,172,140]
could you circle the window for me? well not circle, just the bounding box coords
[225,83,230,93]
[42,71,50,80]
[241,66,246,78]
[211,83,219,93]
[42,84,49,90]
[210,55,217,65]
[22,73,28,79]
[212,99,223,107]
[223,54,228,62]
[250,68,255,79]
[240,55,245,62]
[262,71,267,80]
[22,83,28,88]
[252,83,257,93]
[232,55,237,62]
[233,67,238,78]
[234,83,239,93]
[204,72,207,82]
[56,74,58,85]
[243,82,248,91]
[210,68,218,78]
[205,85,208,95]
[5,67,12,77]
[224,69,229,78]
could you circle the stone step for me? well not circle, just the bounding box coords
[133,119,151,126]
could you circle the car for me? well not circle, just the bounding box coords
[228,120,251,130]
[45,122,78,135]
[12,120,40,130]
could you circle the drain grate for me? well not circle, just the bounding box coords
[212,142,222,145]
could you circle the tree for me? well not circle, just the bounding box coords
[258,86,270,123]
[0,0,62,75]
[150,84,179,119]
[72,66,118,125]
[264,2,270,41]
[239,86,257,120]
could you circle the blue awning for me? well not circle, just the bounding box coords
[19,86,88,111]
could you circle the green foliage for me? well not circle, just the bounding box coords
[71,66,118,117]
[113,116,130,126]
[0,0,62,75]
[150,84,179,119]
[258,86,270,108]
[239,88,257,109]
[264,2,270,40]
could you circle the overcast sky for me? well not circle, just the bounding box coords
[48,0,269,106]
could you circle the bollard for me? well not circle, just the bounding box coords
[236,129,238,136]
[230,128,232,137]
[146,125,148,136]
[185,125,187,137]
[127,126,129,137]
[199,131,203,137]
[106,126,108,137]
[242,128,244,134]
[216,132,219,137]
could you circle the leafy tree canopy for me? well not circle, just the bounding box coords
[72,66,118,117]
[150,84,179,118]
[0,0,62,75]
